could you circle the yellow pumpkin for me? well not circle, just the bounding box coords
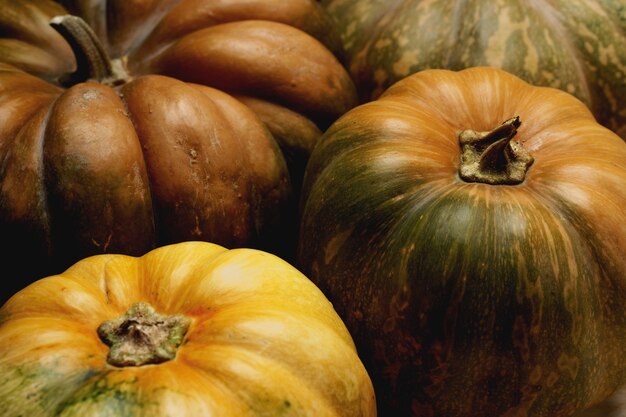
[0,241,376,417]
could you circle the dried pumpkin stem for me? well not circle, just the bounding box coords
[458,116,534,185]
[49,15,129,87]
[98,302,191,367]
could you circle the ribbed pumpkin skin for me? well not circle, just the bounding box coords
[0,0,358,297]
[297,67,626,417]
[322,0,626,138]
[1,0,356,137]
[0,241,376,417]
[0,63,290,301]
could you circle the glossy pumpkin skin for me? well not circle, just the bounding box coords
[0,62,290,300]
[0,241,376,417]
[298,67,626,417]
[322,0,626,138]
[1,0,356,147]
[0,0,357,294]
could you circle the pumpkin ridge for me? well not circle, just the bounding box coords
[114,75,158,249]
[348,0,405,100]
[1,97,56,269]
[444,0,469,68]
[536,179,626,282]
[54,370,146,415]
[30,99,55,244]
[182,342,344,416]
[526,0,592,107]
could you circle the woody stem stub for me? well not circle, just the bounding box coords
[458,116,534,185]
[98,302,191,367]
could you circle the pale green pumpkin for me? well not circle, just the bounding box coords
[322,0,626,138]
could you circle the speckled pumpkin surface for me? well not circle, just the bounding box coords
[0,241,376,417]
[298,67,626,417]
[322,0,626,138]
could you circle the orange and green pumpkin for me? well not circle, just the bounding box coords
[0,241,376,417]
[322,0,626,138]
[298,67,626,417]
[0,0,357,297]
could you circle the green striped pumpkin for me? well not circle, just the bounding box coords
[322,0,626,138]
[297,67,626,417]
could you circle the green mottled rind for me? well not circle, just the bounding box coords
[297,101,626,416]
[323,0,626,137]
[53,374,146,417]
[0,317,361,417]
[0,361,146,417]
[0,321,346,417]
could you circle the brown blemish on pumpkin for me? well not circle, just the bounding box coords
[512,314,530,362]
[546,371,559,388]
[557,353,580,380]
[324,227,354,265]
[529,365,542,386]
[383,286,410,333]
[185,306,218,322]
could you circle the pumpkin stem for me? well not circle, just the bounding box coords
[458,116,534,185]
[97,302,191,367]
[49,15,129,87]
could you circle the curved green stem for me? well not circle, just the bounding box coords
[458,116,534,185]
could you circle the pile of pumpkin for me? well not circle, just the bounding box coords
[1,1,625,416]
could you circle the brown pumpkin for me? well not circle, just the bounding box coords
[0,0,357,300]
